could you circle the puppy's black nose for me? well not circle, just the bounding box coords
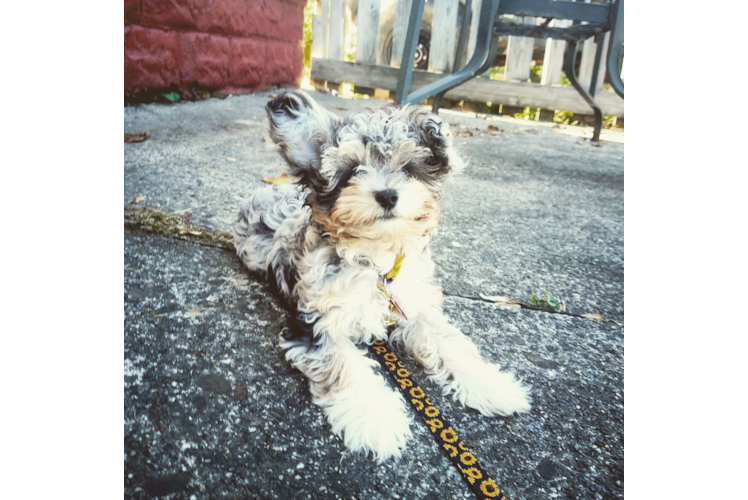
[375,189,399,210]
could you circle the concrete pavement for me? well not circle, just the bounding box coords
[124,91,624,499]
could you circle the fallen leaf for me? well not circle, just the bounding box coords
[180,212,193,222]
[479,293,522,308]
[581,312,607,321]
[487,125,500,131]
[269,93,278,98]
[335,106,347,110]
[454,130,474,137]
[134,195,146,204]
[221,156,236,162]
[185,307,203,317]
[262,173,293,184]
[528,289,566,313]
[188,230,202,236]
[124,133,148,143]
[206,168,212,173]
[162,92,180,102]
[485,335,493,344]
[223,276,249,287]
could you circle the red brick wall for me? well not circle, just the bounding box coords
[125,0,305,99]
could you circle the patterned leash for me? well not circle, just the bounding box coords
[370,338,508,500]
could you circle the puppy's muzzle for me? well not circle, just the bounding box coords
[375,189,399,210]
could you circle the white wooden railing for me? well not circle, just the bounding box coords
[310,0,623,117]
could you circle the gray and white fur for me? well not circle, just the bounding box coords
[234,90,530,462]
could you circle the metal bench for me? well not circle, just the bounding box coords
[395,0,624,142]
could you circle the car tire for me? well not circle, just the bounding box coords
[378,6,436,70]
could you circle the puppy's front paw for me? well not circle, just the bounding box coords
[324,384,412,463]
[446,362,532,417]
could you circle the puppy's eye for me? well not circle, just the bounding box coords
[401,166,412,177]
[353,168,364,177]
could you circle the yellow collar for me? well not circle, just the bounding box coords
[380,252,407,323]
[385,253,405,282]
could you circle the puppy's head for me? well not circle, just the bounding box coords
[266,90,464,250]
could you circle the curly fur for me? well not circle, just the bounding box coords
[234,90,530,462]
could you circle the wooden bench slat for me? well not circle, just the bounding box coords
[356,0,381,64]
[312,58,624,116]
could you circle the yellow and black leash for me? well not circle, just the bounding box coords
[371,253,508,499]
[370,338,507,500]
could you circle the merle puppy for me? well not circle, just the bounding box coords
[234,90,530,462]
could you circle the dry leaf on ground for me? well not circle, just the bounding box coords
[185,308,203,317]
[479,293,522,308]
[125,133,148,143]
[581,312,607,321]
[454,130,474,137]
[262,173,293,184]
[177,228,202,236]
[223,276,250,287]
[134,195,146,204]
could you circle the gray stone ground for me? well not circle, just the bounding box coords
[124,91,624,499]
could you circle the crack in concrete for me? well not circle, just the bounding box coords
[442,290,617,324]
[124,204,617,325]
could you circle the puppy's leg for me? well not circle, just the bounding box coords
[393,313,531,417]
[281,318,412,462]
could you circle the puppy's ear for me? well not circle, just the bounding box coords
[266,91,340,179]
[409,108,465,177]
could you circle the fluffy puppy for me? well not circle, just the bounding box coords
[234,90,530,462]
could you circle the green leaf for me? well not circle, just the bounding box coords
[162,92,180,103]
[527,289,565,313]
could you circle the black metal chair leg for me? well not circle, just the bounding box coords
[432,93,445,114]
[588,33,606,141]
[454,0,473,72]
[432,0,473,115]
[433,31,499,114]
[476,32,501,76]
[400,0,501,105]
[563,36,604,143]
[395,0,427,103]
[606,0,624,98]
[591,106,603,143]
[433,0,474,114]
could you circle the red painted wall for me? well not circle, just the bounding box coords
[125,0,305,99]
